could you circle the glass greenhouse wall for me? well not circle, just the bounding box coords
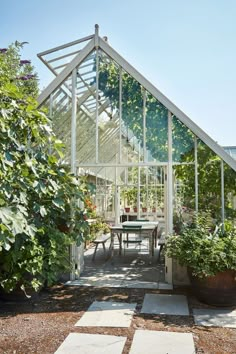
[38,26,236,283]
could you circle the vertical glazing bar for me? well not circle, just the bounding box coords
[70,68,77,281]
[137,166,141,219]
[119,67,122,164]
[221,159,225,227]
[165,110,173,284]
[194,136,198,213]
[167,111,173,233]
[71,68,77,174]
[143,89,146,162]
[115,166,120,224]
[49,93,53,120]
[49,94,53,154]
[95,48,99,163]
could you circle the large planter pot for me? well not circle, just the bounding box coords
[189,270,236,306]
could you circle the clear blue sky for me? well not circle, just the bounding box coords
[1,0,236,146]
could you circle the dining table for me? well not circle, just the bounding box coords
[110,220,159,258]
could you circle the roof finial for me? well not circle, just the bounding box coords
[95,24,99,36]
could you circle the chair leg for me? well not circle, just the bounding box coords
[157,244,164,262]
[102,242,106,253]
[92,243,99,261]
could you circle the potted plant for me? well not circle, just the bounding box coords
[121,187,137,213]
[165,212,236,306]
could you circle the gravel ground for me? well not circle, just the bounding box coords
[0,285,235,354]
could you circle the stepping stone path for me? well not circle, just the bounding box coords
[193,308,236,328]
[141,293,190,315]
[75,301,137,327]
[129,330,195,354]
[53,292,234,353]
[54,333,127,354]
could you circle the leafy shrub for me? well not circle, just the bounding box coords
[0,43,93,294]
[165,212,236,278]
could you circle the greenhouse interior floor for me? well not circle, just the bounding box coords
[67,237,172,290]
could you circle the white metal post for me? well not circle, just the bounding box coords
[119,67,122,164]
[194,136,198,213]
[137,166,141,219]
[165,110,173,284]
[221,159,225,227]
[95,24,99,163]
[49,94,53,155]
[71,68,77,173]
[70,67,77,281]
[115,167,120,224]
[95,48,99,163]
[143,88,147,162]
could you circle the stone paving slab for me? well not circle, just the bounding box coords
[75,301,137,327]
[54,333,127,354]
[158,282,173,290]
[66,278,163,289]
[193,308,236,328]
[129,330,195,354]
[141,294,189,315]
[66,278,123,288]
[120,280,158,289]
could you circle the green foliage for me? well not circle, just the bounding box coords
[121,186,137,207]
[88,218,110,241]
[0,41,38,97]
[174,142,236,219]
[0,43,92,294]
[165,212,236,278]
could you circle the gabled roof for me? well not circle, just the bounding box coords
[224,146,236,160]
[37,26,236,172]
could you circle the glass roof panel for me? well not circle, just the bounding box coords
[146,93,168,162]
[172,115,195,163]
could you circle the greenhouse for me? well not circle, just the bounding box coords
[37,25,236,285]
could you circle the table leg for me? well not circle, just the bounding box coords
[111,231,114,258]
[118,233,122,255]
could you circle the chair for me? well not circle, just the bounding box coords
[122,225,143,254]
[92,234,111,261]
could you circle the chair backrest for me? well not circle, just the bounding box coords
[122,225,142,233]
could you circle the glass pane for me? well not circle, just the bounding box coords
[76,52,96,164]
[172,115,195,163]
[51,85,72,164]
[197,141,221,219]
[224,165,236,221]
[121,71,144,163]
[146,93,168,162]
[173,165,195,232]
[98,51,120,163]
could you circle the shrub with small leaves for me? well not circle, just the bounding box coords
[165,212,236,278]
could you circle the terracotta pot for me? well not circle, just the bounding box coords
[142,207,147,213]
[152,208,156,212]
[124,207,130,213]
[189,269,236,306]
[133,207,138,213]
